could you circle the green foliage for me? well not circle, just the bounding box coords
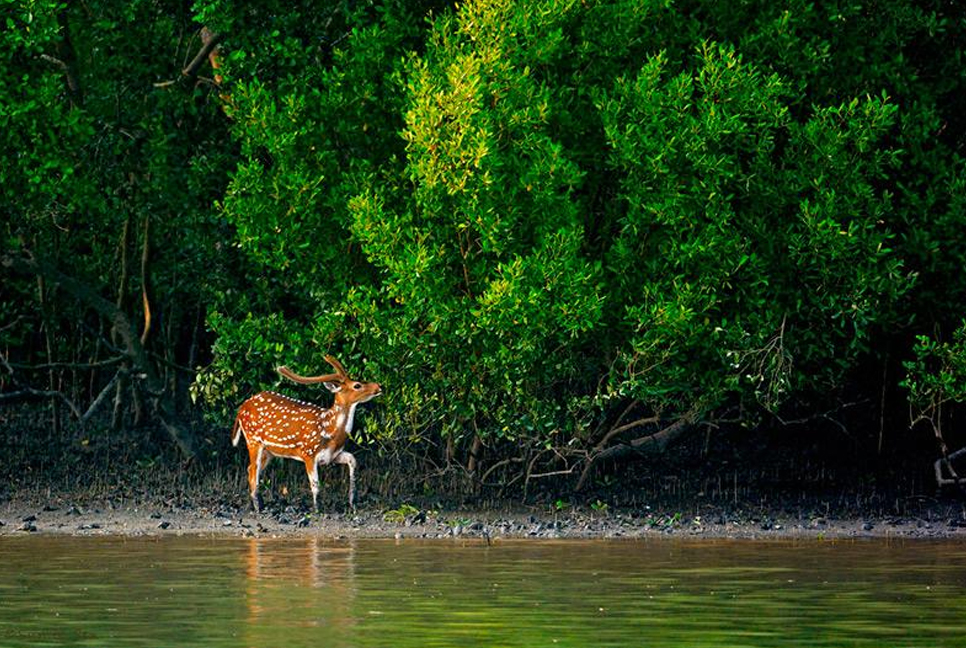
[202,0,948,470]
[348,0,605,445]
[600,44,907,415]
[902,322,966,427]
[1,0,237,441]
[6,0,966,479]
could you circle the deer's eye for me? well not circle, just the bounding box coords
[353,383,362,390]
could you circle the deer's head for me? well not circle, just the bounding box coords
[277,355,382,406]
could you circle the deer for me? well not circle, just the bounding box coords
[231,355,382,513]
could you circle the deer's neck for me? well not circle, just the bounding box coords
[330,402,359,435]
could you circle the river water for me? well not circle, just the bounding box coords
[1,536,964,647]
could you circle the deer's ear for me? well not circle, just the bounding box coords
[323,381,342,393]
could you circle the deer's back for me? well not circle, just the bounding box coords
[236,391,335,454]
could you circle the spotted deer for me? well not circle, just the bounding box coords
[232,356,382,512]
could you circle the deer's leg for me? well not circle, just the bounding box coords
[333,451,357,511]
[246,444,259,511]
[248,444,270,512]
[304,458,320,513]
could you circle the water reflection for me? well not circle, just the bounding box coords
[0,536,965,648]
[242,537,357,646]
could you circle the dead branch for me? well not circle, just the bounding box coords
[774,399,867,428]
[0,388,83,418]
[575,404,703,491]
[527,466,577,480]
[586,398,638,447]
[774,399,868,445]
[0,370,123,425]
[4,356,125,372]
[522,446,577,498]
[147,351,197,375]
[39,54,68,70]
[935,446,966,487]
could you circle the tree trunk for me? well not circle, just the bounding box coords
[3,251,198,459]
[37,275,61,436]
[55,6,83,106]
[113,215,133,430]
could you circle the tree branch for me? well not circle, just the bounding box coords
[0,388,83,418]
[139,215,152,344]
[593,413,662,455]
[479,456,524,485]
[42,8,83,106]
[0,354,124,427]
[0,316,24,335]
[935,446,966,487]
[80,371,122,425]
[182,29,224,80]
[153,28,225,88]
[575,404,703,491]
[5,356,126,372]
[2,250,198,458]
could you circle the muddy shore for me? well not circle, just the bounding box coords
[3,495,965,541]
[4,408,965,542]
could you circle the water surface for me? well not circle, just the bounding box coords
[1,536,965,647]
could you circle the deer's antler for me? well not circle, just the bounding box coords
[276,355,348,385]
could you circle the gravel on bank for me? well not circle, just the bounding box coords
[3,498,965,541]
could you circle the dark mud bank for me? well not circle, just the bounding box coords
[3,496,966,541]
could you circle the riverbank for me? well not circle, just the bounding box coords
[3,408,965,542]
[3,494,965,541]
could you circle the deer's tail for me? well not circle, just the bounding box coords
[232,416,244,447]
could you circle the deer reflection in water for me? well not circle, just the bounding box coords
[242,537,357,646]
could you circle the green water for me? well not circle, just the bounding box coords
[1,536,965,647]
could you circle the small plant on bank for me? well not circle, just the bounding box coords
[646,512,683,530]
[383,503,420,523]
[590,500,610,515]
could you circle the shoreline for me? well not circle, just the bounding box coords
[3,499,965,541]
